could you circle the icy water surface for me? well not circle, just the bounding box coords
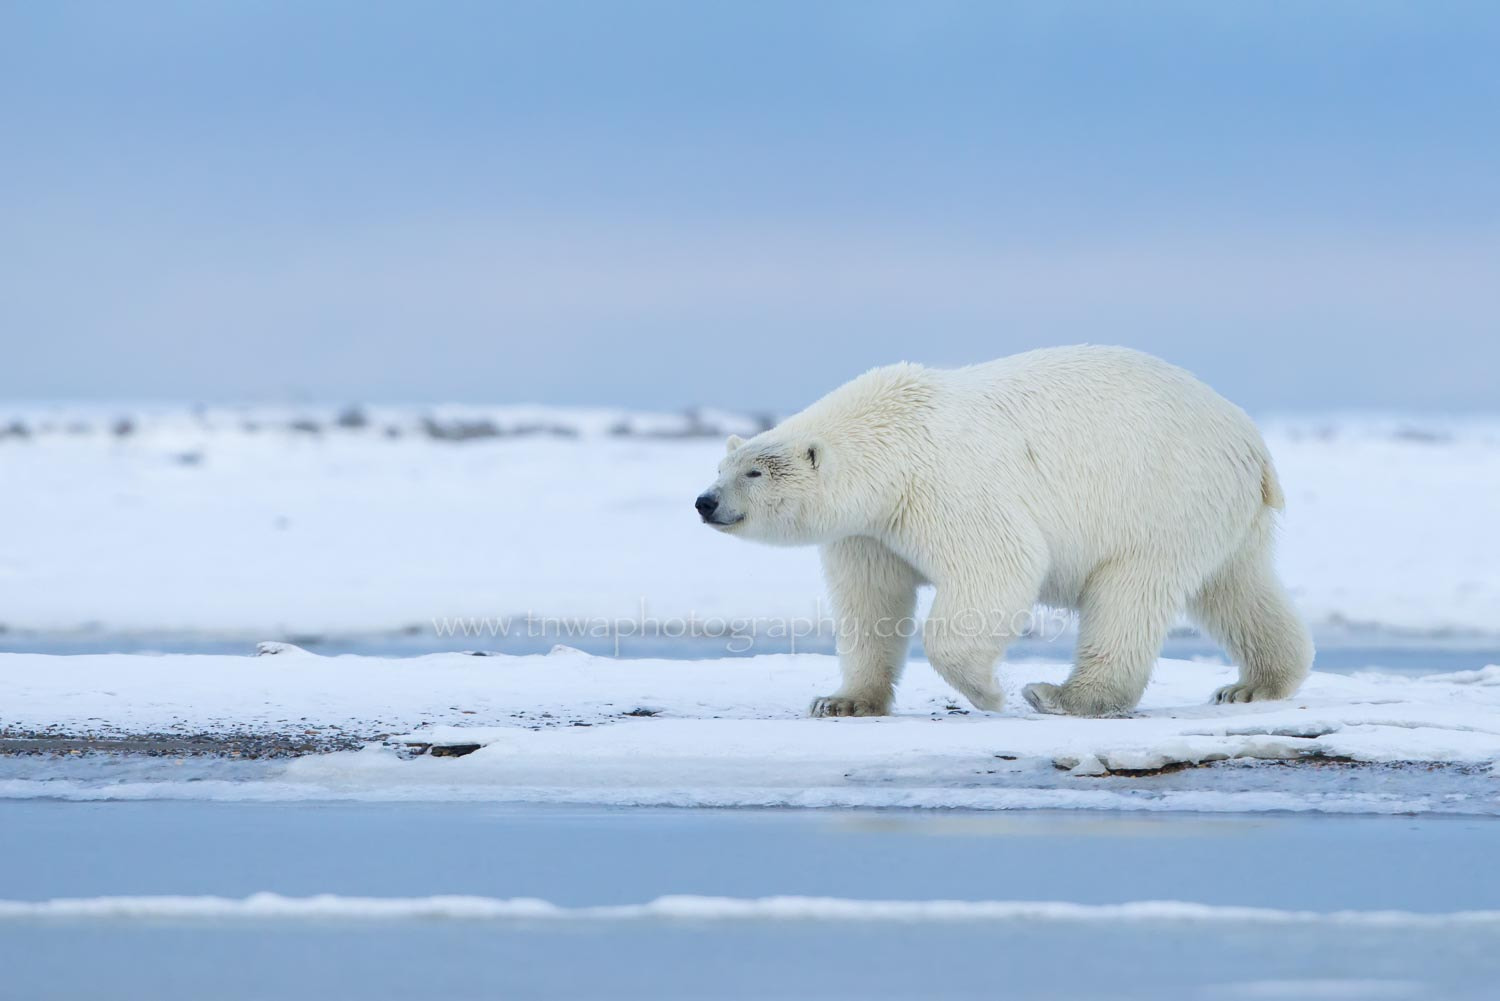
[5,635,1498,998]
[2,803,1498,1000]
[7,631,1499,677]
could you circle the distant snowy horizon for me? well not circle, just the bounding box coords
[1,402,1496,640]
[4,400,1500,442]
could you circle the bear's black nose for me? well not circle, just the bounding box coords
[695,492,719,519]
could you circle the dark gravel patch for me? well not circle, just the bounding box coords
[0,732,367,759]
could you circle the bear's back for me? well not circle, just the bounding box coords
[926,346,1273,588]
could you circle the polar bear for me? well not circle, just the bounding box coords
[695,345,1313,718]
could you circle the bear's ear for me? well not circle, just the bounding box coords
[725,434,745,454]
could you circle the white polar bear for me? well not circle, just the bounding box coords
[695,345,1313,718]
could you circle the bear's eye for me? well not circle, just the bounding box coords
[745,469,762,478]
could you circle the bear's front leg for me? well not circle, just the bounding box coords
[923,609,1007,713]
[922,574,1045,713]
[810,537,919,718]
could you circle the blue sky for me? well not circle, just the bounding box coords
[3,1,1497,412]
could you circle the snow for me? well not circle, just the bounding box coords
[0,406,1496,638]
[3,648,1497,813]
[3,405,1497,814]
[3,892,1498,927]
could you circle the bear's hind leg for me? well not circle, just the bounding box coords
[811,536,919,717]
[1191,514,1313,704]
[1023,563,1177,717]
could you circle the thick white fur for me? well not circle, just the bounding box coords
[699,345,1313,718]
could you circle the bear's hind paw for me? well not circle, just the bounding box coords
[1212,682,1291,705]
[1022,682,1068,716]
[1023,682,1135,718]
[809,695,889,718]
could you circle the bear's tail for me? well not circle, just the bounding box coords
[1261,460,1285,511]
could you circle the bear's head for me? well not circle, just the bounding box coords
[695,432,843,546]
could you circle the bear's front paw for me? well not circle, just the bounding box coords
[809,695,889,718]
[1022,682,1068,715]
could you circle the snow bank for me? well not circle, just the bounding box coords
[0,407,1495,636]
[4,892,1499,927]
[3,649,1498,813]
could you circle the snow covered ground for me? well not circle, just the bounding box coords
[4,646,1497,813]
[0,405,1496,639]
